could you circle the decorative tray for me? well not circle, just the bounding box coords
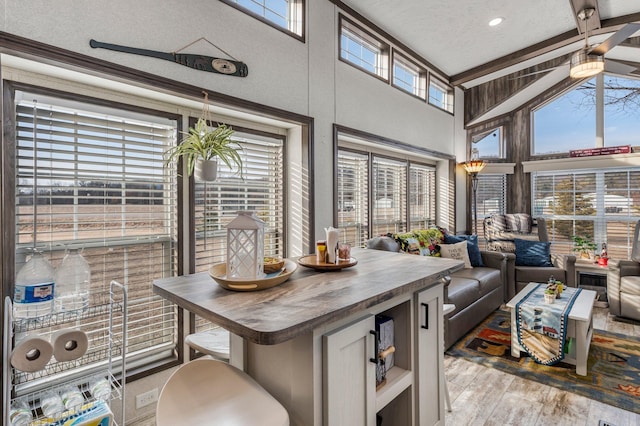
[209,259,297,291]
[297,255,358,271]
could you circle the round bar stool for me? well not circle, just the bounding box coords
[185,327,230,361]
[443,303,455,413]
[157,358,289,426]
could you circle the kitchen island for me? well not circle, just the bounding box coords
[153,248,463,426]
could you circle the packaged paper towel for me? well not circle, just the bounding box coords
[324,227,339,263]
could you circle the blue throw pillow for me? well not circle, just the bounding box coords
[514,239,553,267]
[443,234,483,267]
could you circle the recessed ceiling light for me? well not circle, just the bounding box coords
[489,17,504,27]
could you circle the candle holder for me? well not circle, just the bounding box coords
[226,211,265,280]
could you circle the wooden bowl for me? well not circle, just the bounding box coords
[209,259,297,292]
[263,257,285,274]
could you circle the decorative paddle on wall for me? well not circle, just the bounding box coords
[90,38,248,77]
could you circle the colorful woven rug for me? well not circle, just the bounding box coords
[446,309,640,414]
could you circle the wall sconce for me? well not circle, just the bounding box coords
[462,149,486,235]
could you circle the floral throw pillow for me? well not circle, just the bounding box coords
[393,228,443,256]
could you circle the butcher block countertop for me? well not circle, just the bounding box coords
[153,248,463,345]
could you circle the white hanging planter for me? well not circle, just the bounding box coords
[195,158,218,182]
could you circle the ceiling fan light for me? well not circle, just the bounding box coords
[569,50,604,78]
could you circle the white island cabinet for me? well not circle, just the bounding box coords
[153,248,461,426]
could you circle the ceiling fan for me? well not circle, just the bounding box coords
[515,7,640,80]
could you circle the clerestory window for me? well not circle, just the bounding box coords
[339,16,389,80]
[222,0,304,38]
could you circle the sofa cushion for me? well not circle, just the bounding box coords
[515,266,564,284]
[453,267,502,296]
[393,229,443,256]
[514,239,553,267]
[444,234,483,267]
[366,236,400,252]
[446,277,481,313]
[620,276,640,296]
[440,240,472,268]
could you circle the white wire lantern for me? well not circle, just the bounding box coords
[226,211,265,280]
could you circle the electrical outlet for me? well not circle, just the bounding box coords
[136,388,158,409]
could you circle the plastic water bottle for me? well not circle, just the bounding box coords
[9,398,32,426]
[13,252,55,320]
[54,249,90,314]
[89,376,112,401]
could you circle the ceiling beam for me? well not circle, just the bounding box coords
[450,12,640,87]
[569,0,601,34]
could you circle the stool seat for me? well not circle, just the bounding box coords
[185,328,230,360]
[157,358,289,426]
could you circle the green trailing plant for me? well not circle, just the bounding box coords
[571,235,597,258]
[164,118,243,177]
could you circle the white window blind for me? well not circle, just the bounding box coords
[476,174,506,240]
[409,164,436,229]
[193,130,284,272]
[532,168,640,259]
[372,156,407,235]
[14,92,178,370]
[337,150,369,247]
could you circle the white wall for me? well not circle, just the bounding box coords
[1,0,458,422]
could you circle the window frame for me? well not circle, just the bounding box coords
[5,81,184,382]
[471,126,506,160]
[339,14,390,82]
[428,75,454,113]
[392,51,427,100]
[220,0,305,41]
[531,167,640,259]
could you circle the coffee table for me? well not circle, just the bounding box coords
[506,282,597,376]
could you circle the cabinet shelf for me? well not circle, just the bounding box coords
[376,366,413,412]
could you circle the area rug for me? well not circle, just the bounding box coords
[446,309,640,414]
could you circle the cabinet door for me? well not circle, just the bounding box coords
[323,315,376,426]
[415,284,444,426]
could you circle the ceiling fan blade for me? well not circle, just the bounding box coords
[604,59,637,75]
[589,23,640,56]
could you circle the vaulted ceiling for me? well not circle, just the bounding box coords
[335,0,640,126]
[337,0,640,88]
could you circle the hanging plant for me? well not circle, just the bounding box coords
[164,93,243,180]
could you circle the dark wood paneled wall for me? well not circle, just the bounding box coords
[464,61,578,216]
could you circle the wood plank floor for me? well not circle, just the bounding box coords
[131,307,639,426]
[444,307,640,426]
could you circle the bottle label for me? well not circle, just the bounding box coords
[14,282,55,304]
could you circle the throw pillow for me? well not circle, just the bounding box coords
[439,240,472,269]
[393,228,443,256]
[443,234,483,267]
[514,238,553,267]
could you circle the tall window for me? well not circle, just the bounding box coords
[533,74,640,155]
[193,129,285,272]
[428,76,454,113]
[337,144,437,247]
[604,75,640,146]
[373,157,407,236]
[393,53,426,99]
[337,150,369,247]
[532,168,640,259]
[224,0,304,37]
[13,91,178,371]
[339,17,389,79]
[409,164,436,229]
[476,174,506,240]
